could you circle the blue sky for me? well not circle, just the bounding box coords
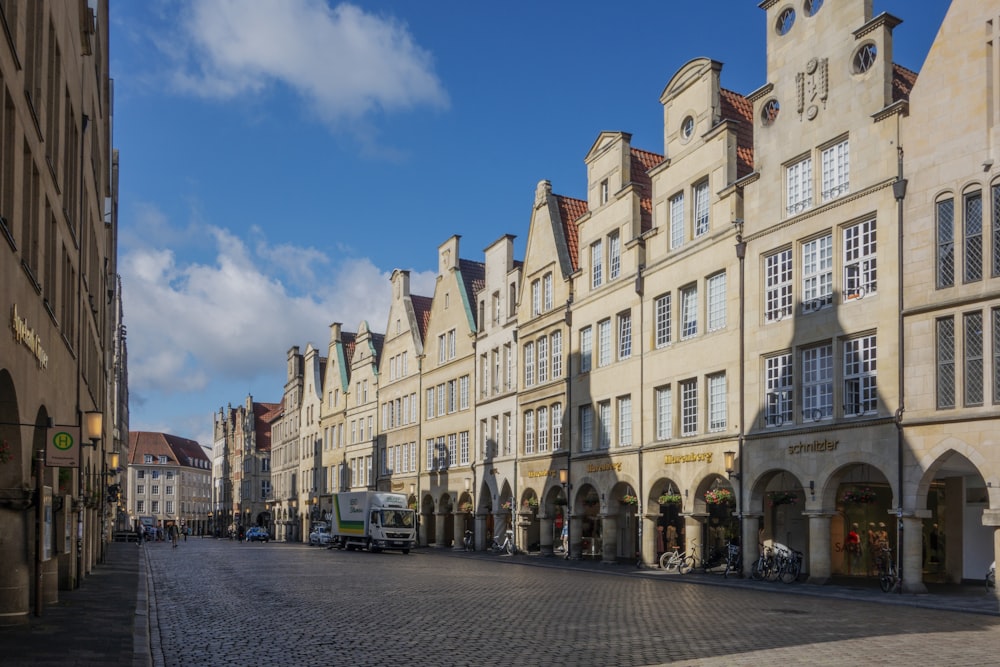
[111,0,950,446]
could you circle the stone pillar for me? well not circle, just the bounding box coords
[434,513,449,548]
[601,514,618,564]
[452,512,466,550]
[539,514,554,556]
[642,513,657,567]
[983,510,1000,603]
[805,513,832,584]
[742,514,762,579]
[900,515,928,594]
[683,515,702,560]
[569,514,583,560]
[474,512,487,551]
[418,513,429,547]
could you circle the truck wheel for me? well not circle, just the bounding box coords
[402,549,410,555]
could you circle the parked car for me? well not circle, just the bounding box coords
[309,526,332,546]
[245,526,269,543]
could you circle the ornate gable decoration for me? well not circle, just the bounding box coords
[796,57,828,121]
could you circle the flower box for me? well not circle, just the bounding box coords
[705,488,734,505]
[841,487,877,504]
[658,494,682,505]
[767,490,798,506]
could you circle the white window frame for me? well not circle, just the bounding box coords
[802,234,833,312]
[591,240,603,289]
[531,279,541,316]
[551,331,563,379]
[706,272,726,332]
[765,353,793,427]
[670,192,685,249]
[655,293,671,348]
[598,319,611,367]
[617,395,632,446]
[694,180,710,237]
[765,249,793,322]
[680,285,698,340]
[821,139,849,202]
[543,273,553,311]
[598,401,611,450]
[843,334,877,416]
[580,404,593,452]
[608,231,621,280]
[708,373,727,432]
[524,410,535,454]
[786,155,813,215]
[524,342,535,387]
[580,326,593,373]
[537,406,549,452]
[537,336,548,383]
[655,386,672,440]
[802,343,833,420]
[551,403,562,451]
[680,379,698,436]
[844,219,877,300]
[618,311,632,360]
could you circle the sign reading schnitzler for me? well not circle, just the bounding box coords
[46,426,80,468]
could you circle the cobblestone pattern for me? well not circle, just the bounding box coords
[144,540,1000,666]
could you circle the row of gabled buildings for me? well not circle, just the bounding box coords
[215,0,1000,594]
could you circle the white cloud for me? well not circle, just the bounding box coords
[120,205,436,402]
[168,0,448,124]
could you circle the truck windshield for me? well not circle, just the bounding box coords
[379,510,414,528]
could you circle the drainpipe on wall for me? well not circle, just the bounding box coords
[893,142,908,593]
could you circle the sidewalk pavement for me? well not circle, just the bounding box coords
[0,542,997,666]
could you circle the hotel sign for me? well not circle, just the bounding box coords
[11,304,48,368]
[663,452,713,465]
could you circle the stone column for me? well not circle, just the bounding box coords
[569,514,583,560]
[539,513,554,556]
[805,512,832,584]
[642,513,658,567]
[434,513,449,548]
[900,515,928,594]
[452,512,466,550]
[742,514,762,578]
[683,515,703,560]
[474,512,487,551]
[986,510,1000,603]
[601,514,618,564]
[418,512,429,547]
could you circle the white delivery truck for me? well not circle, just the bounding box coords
[330,491,416,554]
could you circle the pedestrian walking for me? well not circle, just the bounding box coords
[135,523,144,546]
[170,522,180,548]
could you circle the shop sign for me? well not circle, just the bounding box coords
[585,461,623,473]
[11,304,49,368]
[787,439,839,455]
[526,469,556,479]
[391,480,404,491]
[663,452,713,465]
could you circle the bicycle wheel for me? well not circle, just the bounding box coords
[659,552,671,570]
[750,557,764,580]
[679,556,695,574]
[780,557,800,583]
[766,556,782,582]
[879,569,893,592]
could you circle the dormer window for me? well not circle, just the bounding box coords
[853,43,877,74]
[600,179,609,205]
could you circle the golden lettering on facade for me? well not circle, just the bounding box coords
[526,470,556,479]
[585,462,623,473]
[10,304,48,369]
[787,439,839,455]
[662,452,713,465]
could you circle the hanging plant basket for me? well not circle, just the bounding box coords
[525,497,539,509]
[658,493,682,505]
[705,488,734,505]
[767,490,798,506]
[500,501,512,511]
[459,502,473,513]
[621,494,638,506]
[841,487,877,504]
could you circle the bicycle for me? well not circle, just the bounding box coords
[750,544,775,581]
[774,545,803,583]
[658,543,695,574]
[489,529,516,555]
[875,546,898,593]
[723,543,742,578]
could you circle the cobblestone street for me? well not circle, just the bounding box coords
[143,539,1000,666]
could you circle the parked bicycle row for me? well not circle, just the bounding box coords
[657,541,742,578]
[750,543,804,583]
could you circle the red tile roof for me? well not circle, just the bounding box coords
[720,88,754,178]
[254,402,280,452]
[892,63,918,103]
[458,258,486,318]
[556,194,587,273]
[630,147,663,233]
[128,431,209,468]
[411,294,433,343]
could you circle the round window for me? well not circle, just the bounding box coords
[853,43,877,74]
[804,0,823,17]
[776,7,795,35]
[761,99,780,126]
[681,116,695,141]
